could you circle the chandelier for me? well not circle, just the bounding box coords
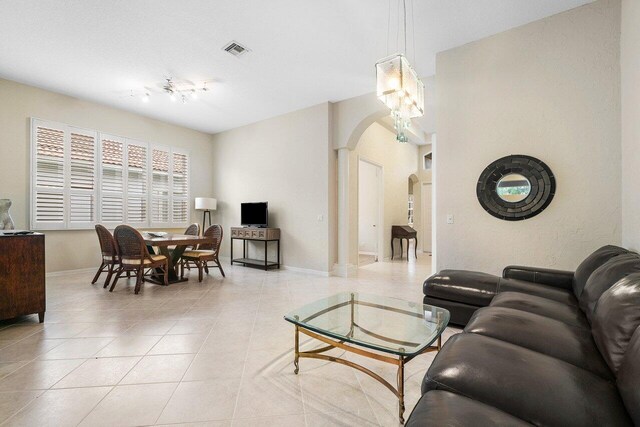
[376,0,424,143]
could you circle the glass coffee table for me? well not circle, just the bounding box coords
[284,292,450,424]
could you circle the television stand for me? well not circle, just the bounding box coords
[230,227,280,271]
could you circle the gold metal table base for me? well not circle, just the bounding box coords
[293,325,442,425]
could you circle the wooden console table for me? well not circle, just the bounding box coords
[230,227,280,271]
[391,225,418,260]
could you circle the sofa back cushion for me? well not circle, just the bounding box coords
[592,273,640,374]
[616,325,640,424]
[580,253,640,322]
[573,245,628,298]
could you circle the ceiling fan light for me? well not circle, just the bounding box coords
[142,93,150,103]
[190,90,198,99]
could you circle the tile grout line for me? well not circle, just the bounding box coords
[229,272,269,423]
[152,285,224,425]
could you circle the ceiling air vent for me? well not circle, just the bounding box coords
[223,41,249,57]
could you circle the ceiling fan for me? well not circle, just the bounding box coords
[161,78,209,104]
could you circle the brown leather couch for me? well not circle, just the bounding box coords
[407,246,640,426]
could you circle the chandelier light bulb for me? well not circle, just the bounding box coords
[190,90,198,100]
[142,93,150,103]
[169,93,176,102]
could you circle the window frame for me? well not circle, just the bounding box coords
[30,118,190,230]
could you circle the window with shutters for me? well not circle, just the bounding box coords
[127,141,148,225]
[172,151,189,224]
[100,135,125,224]
[151,147,170,225]
[31,118,189,230]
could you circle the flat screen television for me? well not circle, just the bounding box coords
[241,202,268,227]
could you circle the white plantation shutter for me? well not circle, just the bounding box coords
[68,129,97,227]
[100,135,125,224]
[32,122,66,229]
[126,141,148,225]
[31,120,96,229]
[171,151,189,225]
[31,118,189,229]
[151,147,170,225]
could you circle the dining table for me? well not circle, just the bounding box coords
[142,232,215,285]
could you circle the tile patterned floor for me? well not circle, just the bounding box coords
[0,255,460,426]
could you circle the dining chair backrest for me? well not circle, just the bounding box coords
[114,225,150,262]
[184,223,200,237]
[199,225,223,252]
[95,224,117,258]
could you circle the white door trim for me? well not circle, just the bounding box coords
[358,155,384,265]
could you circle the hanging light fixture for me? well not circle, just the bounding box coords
[376,0,424,143]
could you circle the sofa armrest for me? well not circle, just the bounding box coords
[502,265,574,290]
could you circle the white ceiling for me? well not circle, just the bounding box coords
[0,0,592,134]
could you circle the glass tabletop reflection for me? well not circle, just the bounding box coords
[284,292,449,356]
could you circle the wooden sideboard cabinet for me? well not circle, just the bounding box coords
[0,233,46,322]
[230,227,281,270]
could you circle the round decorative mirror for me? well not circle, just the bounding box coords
[476,155,555,221]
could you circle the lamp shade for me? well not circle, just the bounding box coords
[195,197,217,211]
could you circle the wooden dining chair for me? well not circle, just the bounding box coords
[179,223,200,272]
[111,225,169,294]
[180,224,225,282]
[92,224,119,289]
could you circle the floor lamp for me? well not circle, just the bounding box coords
[195,197,217,231]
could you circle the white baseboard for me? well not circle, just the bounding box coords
[358,251,377,256]
[218,256,329,277]
[331,263,358,277]
[46,267,95,278]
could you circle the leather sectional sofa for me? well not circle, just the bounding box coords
[406,245,640,426]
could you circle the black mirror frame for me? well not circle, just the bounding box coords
[476,155,555,221]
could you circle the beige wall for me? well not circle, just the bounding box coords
[621,0,640,251]
[210,103,332,273]
[349,122,420,262]
[0,78,214,273]
[435,0,622,274]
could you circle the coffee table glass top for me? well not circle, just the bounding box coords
[284,292,450,356]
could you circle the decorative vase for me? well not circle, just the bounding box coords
[0,199,16,230]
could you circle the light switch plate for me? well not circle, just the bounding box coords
[446,214,454,224]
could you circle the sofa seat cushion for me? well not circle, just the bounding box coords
[423,334,633,427]
[490,292,590,329]
[465,307,612,379]
[406,390,530,427]
[498,277,578,305]
[424,270,499,307]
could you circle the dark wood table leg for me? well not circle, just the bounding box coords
[264,240,268,271]
[414,237,418,259]
[391,238,394,260]
[277,240,280,269]
[38,312,45,323]
[400,239,403,259]
[230,238,234,265]
[146,245,188,285]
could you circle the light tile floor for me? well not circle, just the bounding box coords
[0,254,460,426]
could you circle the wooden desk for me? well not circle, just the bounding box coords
[143,233,215,284]
[391,226,418,260]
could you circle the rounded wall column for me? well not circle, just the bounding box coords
[334,146,357,277]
